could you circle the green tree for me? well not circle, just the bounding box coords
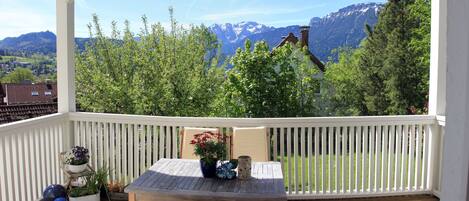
[323,48,366,116]
[76,10,225,116]
[2,67,36,83]
[358,0,428,115]
[220,40,321,117]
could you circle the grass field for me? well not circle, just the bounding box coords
[276,154,426,192]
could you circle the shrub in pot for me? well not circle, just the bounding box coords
[69,167,109,201]
[190,131,226,178]
[65,146,90,173]
[107,180,128,201]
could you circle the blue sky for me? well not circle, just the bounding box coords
[0,0,386,39]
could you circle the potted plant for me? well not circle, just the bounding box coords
[69,167,108,201]
[107,180,128,201]
[65,146,90,173]
[190,131,226,178]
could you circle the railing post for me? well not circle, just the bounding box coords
[427,123,442,194]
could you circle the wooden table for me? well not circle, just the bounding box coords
[124,159,287,201]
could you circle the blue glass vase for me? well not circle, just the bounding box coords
[200,159,217,178]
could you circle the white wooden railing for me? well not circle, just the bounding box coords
[0,113,69,201]
[69,112,441,199]
[0,112,443,200]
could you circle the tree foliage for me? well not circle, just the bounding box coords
[1,67,36,83]
[219,40,321,117]
[76,11,225,116]
[323,0,431,115]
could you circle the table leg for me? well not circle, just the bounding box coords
[129,192,136,201]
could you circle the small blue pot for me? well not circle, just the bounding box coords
[200,159,217,178]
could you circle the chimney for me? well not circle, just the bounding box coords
[300,26,310,48]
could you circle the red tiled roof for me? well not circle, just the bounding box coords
[0,103,57,124]
[1,83,57,105]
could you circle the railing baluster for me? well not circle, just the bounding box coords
[294,127,299,194]
[328,126,333,194]
[301,127,306,194]
[314,127,319,194]
[369,125,375,192]
[395,125,402,191]
[287,127,292,194]
[335,126,339,194]
[415,124,423,190]
[382,125,388,191]
[341,127,346,193]
[134,124,140,178]
[124,124,129,184]
[280,128,285,179]
[422,125,430,190]
[172,126,178,159]
[362,126,368,193]
[116,123,122,181]
[401,125,409,190]
[356,126,361,192]
[408,125,416,191]
[308,127,313,194]
[387,125,395,191]
[375,125,382,192]
[321,127,326,194]
[349,126,355,193]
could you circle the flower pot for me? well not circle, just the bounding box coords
[69,193,100,201]
[200,159,217,178]
[66,163,88,173]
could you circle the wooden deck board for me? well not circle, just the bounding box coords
[296,195,438,201]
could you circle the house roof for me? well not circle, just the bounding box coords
[0,103,57,124]
[275,32,325,72]
[1,83,57,105]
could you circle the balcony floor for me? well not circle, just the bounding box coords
[304,195,438,201]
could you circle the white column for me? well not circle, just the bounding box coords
[440,0,469,200]
[427,0,447,195]
[428,0,447,116]
[56,0,76,113]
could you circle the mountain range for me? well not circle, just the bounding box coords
[0,3,382,61]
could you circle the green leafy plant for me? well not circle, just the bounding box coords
[69,166,109,198]
[190,131,226,164]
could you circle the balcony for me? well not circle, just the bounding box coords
[0,112,445,200]
[1,0,469,200]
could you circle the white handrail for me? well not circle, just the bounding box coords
[69,112,436,127]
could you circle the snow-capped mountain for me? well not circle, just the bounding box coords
[210,21,274,54]
[210,3,383,61]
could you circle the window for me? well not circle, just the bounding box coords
[45,91,52,96]
[31,91,39,96]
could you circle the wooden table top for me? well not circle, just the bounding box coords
[124,159,287,200]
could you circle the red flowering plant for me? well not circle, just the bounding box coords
[190,131,227,165]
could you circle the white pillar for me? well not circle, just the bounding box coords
[427,0,447,195]
[428,0,446,116]
[56,0,76,113]
[440,0,469,200]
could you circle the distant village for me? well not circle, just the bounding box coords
[0,55,56,76]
